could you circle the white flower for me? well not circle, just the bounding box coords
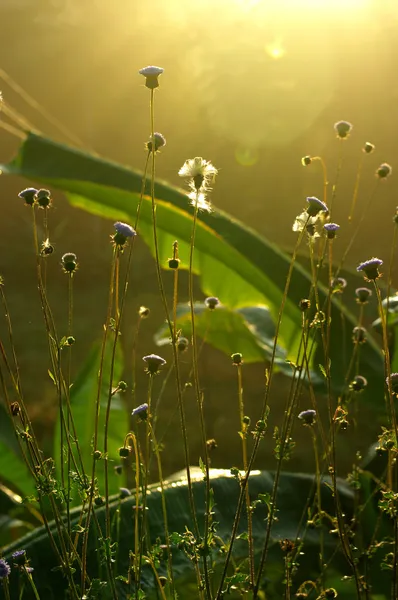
[139,66,164,77]
[293,210,320,237]
[188,191,212,213]
[178,157,217,182]
[179,157,217,211]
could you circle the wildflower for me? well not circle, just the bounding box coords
[119,487,131,498]
[349,375,368,392]
[40,238,54,257]
[299,298,311,311]
[324,223,340,239]
[306,196,328,217]
[143,354,166,375]
[355,287,372,304]
[132,403,149,416]
[386,373,398,395]
[179,157,217,190]
[376,162,392,179]
[36,189,52,209]
[363,142,375,154]
[231,352,243,365]
[112,222,136,248]
[298,409,316,426]
[119,447,131,458]
[206,438,218,450]
[114,465,123,475]
[18,187,37,206]
[334,120,352,139]
[324,589,337,599]
[177,337,189,352]
[12,550,27,566]
[0,559,10,579]
[393,207,398,226]
[139,306,150,318]
[61,252,78,274]
[139,65,164,89]
[117,381,128,392]
[331,277,347,293]
[352,326,367,344]
[293,211,320,237]
[146,132,166,153]
[179,157,217,212]
[301,155,312,166]
[168,258,180,269]
[357,257,383,281]
[205,296,220,310]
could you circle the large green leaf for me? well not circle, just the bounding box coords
[1,134,384,401]
[3,469,354,599]
[53,340,126,504]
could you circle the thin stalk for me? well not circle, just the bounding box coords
[236,362,254,589]
[348,153,364,222]
[136,376,154,597]
[216,224,309,599]
[189,192,212,600]
[147,89,199,536]
[81,249,117,598]
[149,421,176,596]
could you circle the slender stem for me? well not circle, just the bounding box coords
[348,154,364,222]
[189,193,212,600]
[81,249,116,597]
[149,421,176,596]
[236,363,254,588]
[147,88,199,537]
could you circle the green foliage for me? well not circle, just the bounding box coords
[1,133,384,402]
[2,469,354,599]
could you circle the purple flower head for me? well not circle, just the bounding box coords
[349,375,368,392]
[298,409,316,426]
[114,222,136,238]
[131,403,149,416]
[355,287,372,304]
[119,487,132,498]
[376,163,392,179]
[18,187,37,206]
[143,354,166,375]
[12,549,27,566]
[306,196,328,217]
[387,373,398,395]
[334,120,352,139]
[0,559,10,579]
[357,258,383,281]
[324,223,340,239]
[205,296,220,310]
[113,222,136,248]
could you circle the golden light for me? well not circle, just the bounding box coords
[265,43,285,60]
